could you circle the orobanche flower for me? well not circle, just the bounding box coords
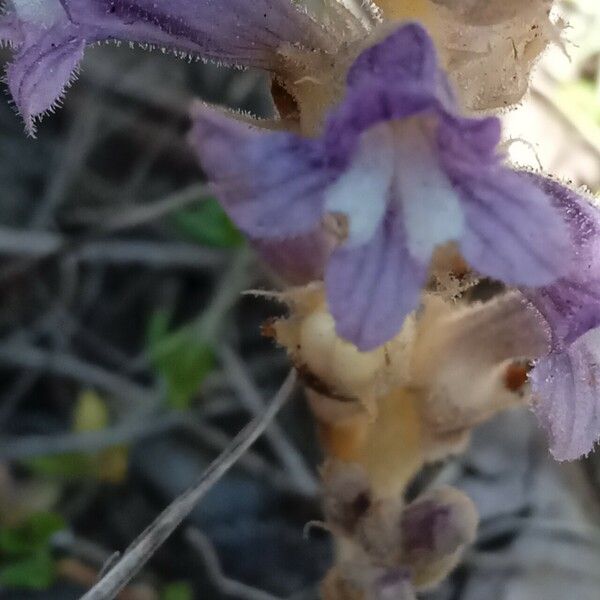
[520,177,600,461]
[0,0,361,133]
[191,24,571,350]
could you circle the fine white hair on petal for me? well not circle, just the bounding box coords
[396,120,465,263]
[11,0,64,26]
[324,124,394,248]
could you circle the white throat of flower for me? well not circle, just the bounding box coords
[11,0,64,27]
[324,119,465,260]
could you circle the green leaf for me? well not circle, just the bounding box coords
[73,389,110,432]
[0,512,65,557]
[0,549,56,589]
[24,449,128,483]
[161,581,194,600]
[24,453,96,479]
[171,198,243,248]
[0,513,63,590]
[147,311,215,410]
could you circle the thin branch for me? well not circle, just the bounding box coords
[2,410,308,498]
[196,246,255,343]
[184,420,310,497]
[73,240,225,269]
[69,183,209,231]
[0,226,62,255]
[0,412,183,460]
[0,343,157,406]
[185,527,283,600]
[219,345,318,497]
[79,370,297,600]
[53,531,114,568]
[33,100,103,227]
[0,229,225,269]
[0,369,40,425]
[82,55,192,118]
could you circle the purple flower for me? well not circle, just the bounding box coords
[190,23,572,350]
[522,176,600,461]
[0,0,333,133]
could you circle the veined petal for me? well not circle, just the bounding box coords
[435,121,571,287]
[437,114,502,167]
[189,103,331,239]
[528,280,600,349]
[520,177,600,460]
[60,0,334,68]
[449,168,572,287]
[531,330,600,461]
[6,22,85,134]
[524,176,600,346]
[325,208,426,351]
[1,0,332,129]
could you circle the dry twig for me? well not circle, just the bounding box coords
[79,370,297,600]
[185,527,283,600]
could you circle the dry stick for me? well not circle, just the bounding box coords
[184,420,310,497]
[0,343,155,406]
[71,182,209,231]
[0,229,224,268]
[0,412,184,460]
[79,370,297,600]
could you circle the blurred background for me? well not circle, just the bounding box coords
[0,1,599,599]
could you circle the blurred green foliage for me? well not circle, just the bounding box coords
[0,512,64,589]
[172,198,243,248]
[160,581,194,600]
[147,310,215,410]
[24,391,128,483]
[26,454,96,479]
[150,199,242,409]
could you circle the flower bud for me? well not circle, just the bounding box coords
[401,486,478,589]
